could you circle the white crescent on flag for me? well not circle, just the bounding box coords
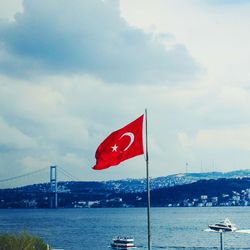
[120,132,134,151]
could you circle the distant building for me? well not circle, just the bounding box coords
[201,195,208,200]
[211,197,218,206]
[88,201,100,207]
[232,195,240,202]
[73,201,87,208]
[211,197,218,203]
[23,199,37,208]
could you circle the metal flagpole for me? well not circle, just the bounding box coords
[145,109,151,250]
[220,231,224,250]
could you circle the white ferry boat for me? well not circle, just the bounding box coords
[111,236,135,249]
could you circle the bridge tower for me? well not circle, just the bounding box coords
[50,165,58,208]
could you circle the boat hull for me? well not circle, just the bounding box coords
[208,225,233,232]
[111,243,135,249]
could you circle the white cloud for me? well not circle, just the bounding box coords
[0,0,199,84]
[179,127,250,151]
[178,126,250,172]
[0,116,36,150]
[0,0,23,21]
[120,0,250,86]
[2,73,250,181]
[1,1,250,185]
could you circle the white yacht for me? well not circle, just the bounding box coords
[208,218,237,232]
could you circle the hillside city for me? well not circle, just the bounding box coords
[1,170,250,209]
[71,188,250,209]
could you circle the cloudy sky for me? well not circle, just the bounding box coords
[1,0,250,185]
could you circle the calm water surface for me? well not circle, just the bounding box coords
[0,207,250,249]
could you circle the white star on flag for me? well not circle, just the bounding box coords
[111,144,118,152]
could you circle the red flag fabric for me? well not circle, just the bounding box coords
[92,115,144,170]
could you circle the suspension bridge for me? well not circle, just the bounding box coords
[0,166,79,208]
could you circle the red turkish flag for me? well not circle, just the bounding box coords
[92,115,144,170]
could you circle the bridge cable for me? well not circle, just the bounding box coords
[0,167,48,183]
[58,166,80,181]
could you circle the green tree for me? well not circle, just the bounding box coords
[0,232,48,250]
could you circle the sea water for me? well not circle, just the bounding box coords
[0,207,250,250]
